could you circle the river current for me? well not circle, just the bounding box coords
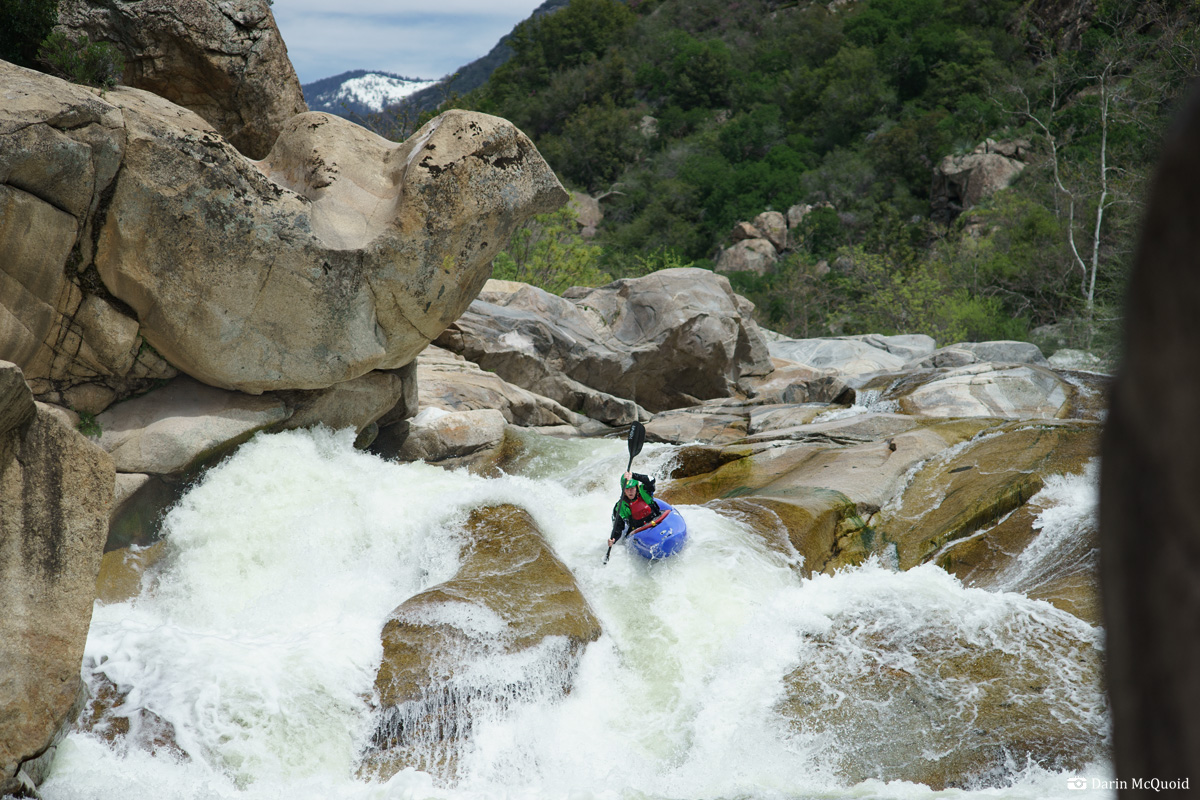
[40,427,1112,800]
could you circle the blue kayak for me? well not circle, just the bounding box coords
[628,500,688,561]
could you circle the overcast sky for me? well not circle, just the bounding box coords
[272,1,548,85]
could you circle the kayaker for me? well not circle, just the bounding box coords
[608,471,662,546]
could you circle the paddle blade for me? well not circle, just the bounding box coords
[627,421,646,462]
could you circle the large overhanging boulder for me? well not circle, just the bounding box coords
[98,101,565,393]
[0,61,568,399]
[56,0,307,159]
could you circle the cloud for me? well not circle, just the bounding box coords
[273,2,546,84]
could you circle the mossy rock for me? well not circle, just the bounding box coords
[95,540,167,605]
[105,475,183,551]
[707,492,869,576]
[937,503,1100,625]
[874,419,1100,570]
[666,444,753,481]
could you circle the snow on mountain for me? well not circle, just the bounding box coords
[303,70,439,120]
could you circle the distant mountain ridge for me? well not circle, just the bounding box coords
[302,70,437,119]
[301,0,574,123]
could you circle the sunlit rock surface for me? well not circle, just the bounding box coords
[366,504,601,780]
[0,370,114,796]
[1,61,567,401]
[95,376,291,475]
[768,334,936,377]
[99,105,566,393]
[873,419,1099,569]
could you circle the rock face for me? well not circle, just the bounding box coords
[649,332,1102,625]
[0,364,115,796]
[753,210,788,252]
[907,340,1050,369]
[874,419,1099,570]
[0,64,179,411]
[567,191,602,238]
[1100,81,1200,789]
[366,505,601,780]
[101,104,566,393]
[715,238,778,274]
[392,407,509,464]
[1,62,567,403]
[769,334,936,377]
[56,0,307,159]
[777,566,1105,790]
[413,345,582,428]
[95,376,291,475]
[891,363,1071,419]
[437,269,773,420]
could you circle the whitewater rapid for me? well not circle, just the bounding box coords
[39,427,1112,800]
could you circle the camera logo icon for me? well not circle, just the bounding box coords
[1067,777,1088,790]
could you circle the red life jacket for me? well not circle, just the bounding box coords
[629,495,655,522]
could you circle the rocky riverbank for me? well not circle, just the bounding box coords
[0,1,1115,792]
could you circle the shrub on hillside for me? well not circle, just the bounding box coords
[38,31,124,89]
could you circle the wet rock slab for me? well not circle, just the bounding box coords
[365,505,601,780]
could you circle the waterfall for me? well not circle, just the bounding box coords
[40,428,1113,800]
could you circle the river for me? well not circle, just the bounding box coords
[39,426,1112,800]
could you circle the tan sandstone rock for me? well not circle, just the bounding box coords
[0,63,148,408]
[94,101,566,393]
[57,0,307,159]
[366,505,601,780]
[715,238,778,274]
[438,270,771,421]
[0,383,114,796]
[394,408,509,463]
[753,210,788,252]
[414,345,582,428]
[272,371,406,435]
[874,419,1099,570]
[2,62,566,401]
[931,139,1029,224]
[95,376,291,475]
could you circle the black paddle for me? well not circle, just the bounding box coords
[604,421,646,564]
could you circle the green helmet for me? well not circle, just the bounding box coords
[621,475,639,490]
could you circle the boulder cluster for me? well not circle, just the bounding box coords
[715,137,1030,275]
[715,203,832,274]
[0,2,567,789]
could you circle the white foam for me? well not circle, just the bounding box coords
[42,427,1111,800]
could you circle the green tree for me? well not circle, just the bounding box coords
[37,31,125,89]
[999,0,1199,347]
[492,206,612,295]
[0,0,58,68]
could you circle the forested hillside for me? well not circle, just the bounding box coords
[432,0,1199,357]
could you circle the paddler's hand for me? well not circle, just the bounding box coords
[607,538,615,547]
